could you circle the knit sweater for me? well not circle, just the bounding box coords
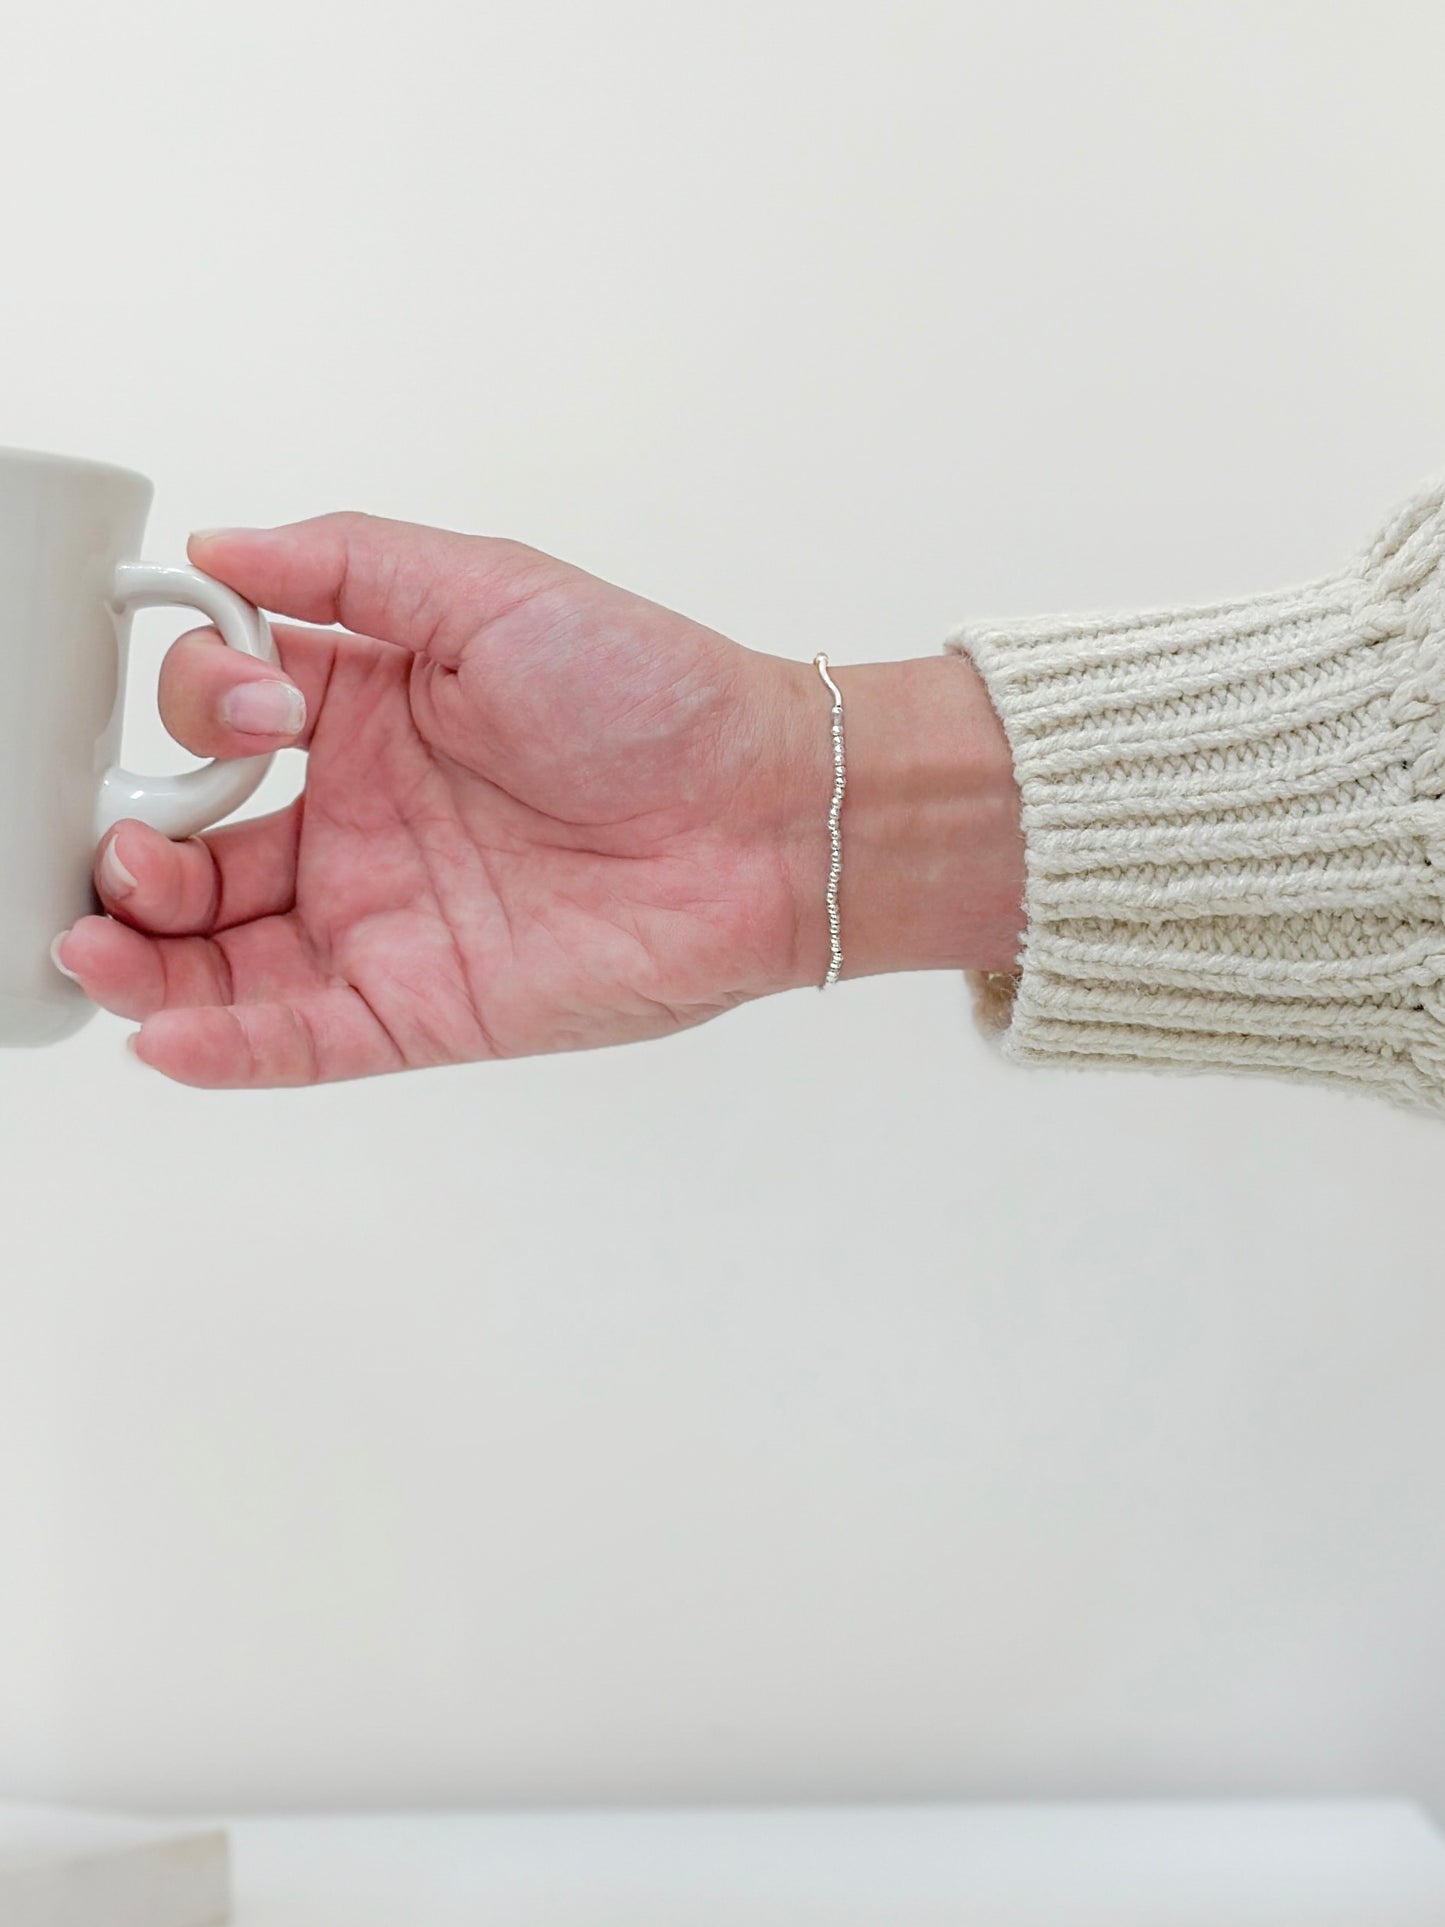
[942,471,1445,1121]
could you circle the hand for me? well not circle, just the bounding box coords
[53,514,1025,1089]
[54,515,822,1086]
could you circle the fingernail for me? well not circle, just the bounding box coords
[220,679,306,738]
[189,527,250,542]
[100,835,137,899]
[50,933,81,983]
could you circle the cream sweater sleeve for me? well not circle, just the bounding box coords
[943,471,1445,1120]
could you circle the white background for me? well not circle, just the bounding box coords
[1,0,1444,1817]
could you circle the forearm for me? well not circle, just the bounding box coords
[771,652,1027,989]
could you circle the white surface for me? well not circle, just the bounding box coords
[2,0,1445,1819]
[219,1803,1445,1926]
[0,1804,227,1927]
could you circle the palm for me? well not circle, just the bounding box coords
[284,562,785,1066]
[64,519,804,1086]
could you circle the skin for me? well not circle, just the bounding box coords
[52,513,1026,1089]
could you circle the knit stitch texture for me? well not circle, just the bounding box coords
[943,473,1445,1119]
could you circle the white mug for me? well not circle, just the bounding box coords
[1,445,277,1046]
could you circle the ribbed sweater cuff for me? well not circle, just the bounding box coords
[942,475,1445,1119]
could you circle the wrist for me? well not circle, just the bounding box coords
[769,651,1026,990]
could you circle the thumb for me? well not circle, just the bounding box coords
[186,512,536,658]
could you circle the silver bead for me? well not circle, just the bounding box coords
[812,653,846,990]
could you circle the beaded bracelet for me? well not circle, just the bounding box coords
[813,653,845,988]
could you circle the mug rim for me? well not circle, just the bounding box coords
[0,442,151,491]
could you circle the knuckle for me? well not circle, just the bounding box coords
[481,535,542,575]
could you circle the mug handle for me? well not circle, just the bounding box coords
[95,560,280,841]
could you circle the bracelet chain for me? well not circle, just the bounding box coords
[813,653,845,988]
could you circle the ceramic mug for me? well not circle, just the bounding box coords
[0,445,277,1046]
